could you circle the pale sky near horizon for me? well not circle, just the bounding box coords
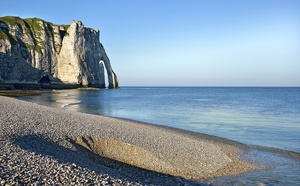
[1,0,299,86]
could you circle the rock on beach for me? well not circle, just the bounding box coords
[0,96,257,185]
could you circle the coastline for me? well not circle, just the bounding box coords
[1,95,299,185]
[0,89,53,97]
[0,88,100,98]
[0,95,263,185]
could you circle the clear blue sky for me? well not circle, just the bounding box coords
[1,0,299,86]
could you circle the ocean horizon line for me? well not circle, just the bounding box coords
[117,85,300,88]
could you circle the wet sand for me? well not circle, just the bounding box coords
[0,96,261,185]
[0,89,52,97]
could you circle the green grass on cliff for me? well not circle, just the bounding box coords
[0,16,25,27]
[0,16,53,32]
[24,18,45,32]
[0,29,9,40]
[0,16,70,53]
[0,28,17,45]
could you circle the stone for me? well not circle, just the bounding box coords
[0,16,118,89]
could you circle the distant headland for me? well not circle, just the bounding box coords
[0,16,118,90]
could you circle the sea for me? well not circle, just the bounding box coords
[18,87,300,185]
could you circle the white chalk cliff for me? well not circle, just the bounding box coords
[0,16,118,89]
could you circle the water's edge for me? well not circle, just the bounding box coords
[12,87,300,185]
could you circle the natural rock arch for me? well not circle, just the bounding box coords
[100,53,118,89]
[0,17,119,89]
[56,20,118,89]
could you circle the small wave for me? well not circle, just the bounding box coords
[195,99,211,102]
[61,101,81,108]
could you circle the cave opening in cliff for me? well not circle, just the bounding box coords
[38,74,51,84]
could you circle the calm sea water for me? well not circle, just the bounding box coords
[19,87,300,152]
[18,87,300,185]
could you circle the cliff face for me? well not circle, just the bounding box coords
[0,16,118,89]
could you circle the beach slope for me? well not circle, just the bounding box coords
[0,96,257,185]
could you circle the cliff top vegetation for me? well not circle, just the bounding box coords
[0,16,70,52]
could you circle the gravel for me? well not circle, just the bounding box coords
[0,96,257,185]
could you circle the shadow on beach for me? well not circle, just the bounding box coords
[12,134,207,185]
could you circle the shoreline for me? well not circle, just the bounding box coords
[0,88,101,98]
[1,95,299,185]
[0,96,261,184]
[114,116,300,160]
[3,89,299,156]
[0,89,53,97]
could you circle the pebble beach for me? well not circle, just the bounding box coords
[0,96,259,185]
